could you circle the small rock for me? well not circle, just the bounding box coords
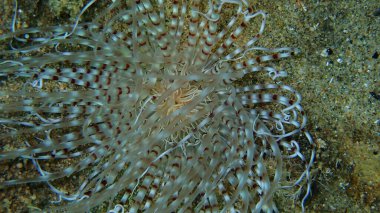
[16,162,23,169]
[321,48,333,57]
[373,8,380,16]
[317,138,328,150]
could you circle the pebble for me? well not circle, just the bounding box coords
[373,8,380,16]
[321,48,333,57]
[372,51,378,59]
[16,162,23,169]
[317,138,328,150]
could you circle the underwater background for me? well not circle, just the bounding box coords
[0,0,379,212]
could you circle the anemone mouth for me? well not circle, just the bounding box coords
[153,81,202,116]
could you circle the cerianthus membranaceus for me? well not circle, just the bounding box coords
[0,1,315,212]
